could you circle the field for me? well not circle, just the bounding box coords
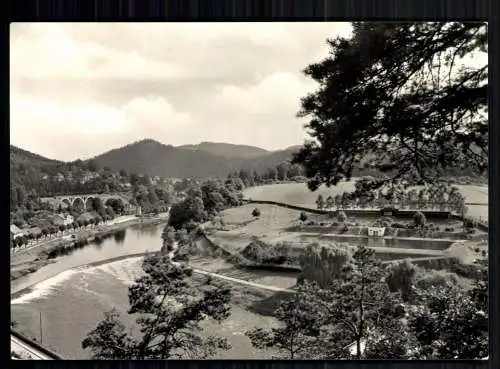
[207,204,329,253]
[207,204,465,263]
[243,182,488,220]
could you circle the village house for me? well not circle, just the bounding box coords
[50,214,74,226]
[10,224,24,239]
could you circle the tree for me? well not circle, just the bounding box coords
[292,22,487,193]
[168,196,207,230]
[82,254,232,359]
[299,211,308,222]
[246,283,320,359]
[386,260,418,302]
[316,195,325,210]
[298,243,351,289]
[49,226,57,238]
[161,226,176,253]
[87,159,99,172]
[408,261,488,359]
[336,211,347,223]
[58,224,66,235]
[413,211,427,228]
[92,197,104,212]
[276,162,290,181]
[326,196,335,209]
[310,246,407,359]
[252,208,261,217]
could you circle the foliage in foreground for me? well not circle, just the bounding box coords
[82,254,232,359]
[247,245,488,359]
[293,22,488,193]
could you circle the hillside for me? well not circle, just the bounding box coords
[10,145,62,168]
[178,141,269,158]
[90,139,300,178]
[90,139,236,178]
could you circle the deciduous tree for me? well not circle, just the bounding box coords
[82,254,233,359]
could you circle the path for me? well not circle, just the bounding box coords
[168,243,292,293]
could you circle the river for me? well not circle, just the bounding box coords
[10,222,279,359]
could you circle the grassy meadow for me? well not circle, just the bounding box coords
[243,182,488,220]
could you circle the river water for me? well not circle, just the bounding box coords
[10,223,278,359]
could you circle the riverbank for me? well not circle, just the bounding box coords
[10,214,168,282]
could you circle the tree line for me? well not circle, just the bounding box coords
[315,181,469,215]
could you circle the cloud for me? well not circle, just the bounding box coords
[10,23,184,80]
[10,93,194,160]
[9,22,354,160]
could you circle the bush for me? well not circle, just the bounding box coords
[299,211,308,222]
[337,211,347,222]
[252,208,261,217]
[413,211,427,228]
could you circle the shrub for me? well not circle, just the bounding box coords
[337,211,347,222]
[413,211,427,228]
[252,208,261,217]
[299,211,308,222]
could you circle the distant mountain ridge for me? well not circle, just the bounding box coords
[10,139,485,181]
[178,141,269,158]
[88,139,300,178]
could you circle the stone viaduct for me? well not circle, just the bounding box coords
[40,193,130,212]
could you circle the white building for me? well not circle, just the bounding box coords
[368,227,385,237]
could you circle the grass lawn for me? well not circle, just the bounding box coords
[211,204,327,253]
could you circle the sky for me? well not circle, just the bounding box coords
[10,22,354,161]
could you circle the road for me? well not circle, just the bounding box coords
[11,335,54,360]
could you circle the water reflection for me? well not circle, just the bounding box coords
[301,234,453,251]
[11,222,166,295]
[113,230,127,244]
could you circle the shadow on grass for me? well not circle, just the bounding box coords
[247,290,295,317]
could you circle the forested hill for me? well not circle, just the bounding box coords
[89,139,302,178]
[10,145,130,204]
[10,145,62,167]
[177,141,269,158]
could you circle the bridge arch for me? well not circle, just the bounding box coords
[72,197,85,212]
[84,197,95,211]
[61,199,71,209]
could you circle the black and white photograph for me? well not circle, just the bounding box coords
[10,22,488,360]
